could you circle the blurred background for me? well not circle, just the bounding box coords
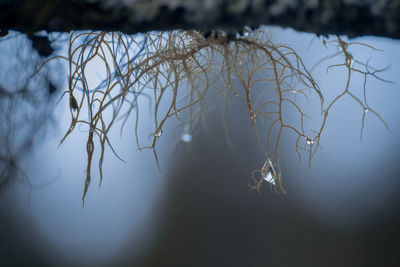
[0,27,400,267]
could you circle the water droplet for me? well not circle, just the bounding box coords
[181,133,192,143]
[261,158,276,185]
[347,56,353,65]
[250,113,256,120]
[365,108,369,113]
[305,137,314,145]
[263,170,275,185]
[154,129,162,137]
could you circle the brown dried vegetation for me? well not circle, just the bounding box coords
[34,28,392,203]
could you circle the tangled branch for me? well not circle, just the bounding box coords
[34,27,391,203]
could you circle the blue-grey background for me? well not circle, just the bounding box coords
[1,27,400,266]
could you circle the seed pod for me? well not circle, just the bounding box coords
[70,94,78,110]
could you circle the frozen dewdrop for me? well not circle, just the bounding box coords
[263,170,275,185]
[154,129,163,137]
[347,56,354,65]
[181,133,192,143]
[261,158,277,186]
[305,137,314,145]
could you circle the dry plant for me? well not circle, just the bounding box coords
[34,27,392,204]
